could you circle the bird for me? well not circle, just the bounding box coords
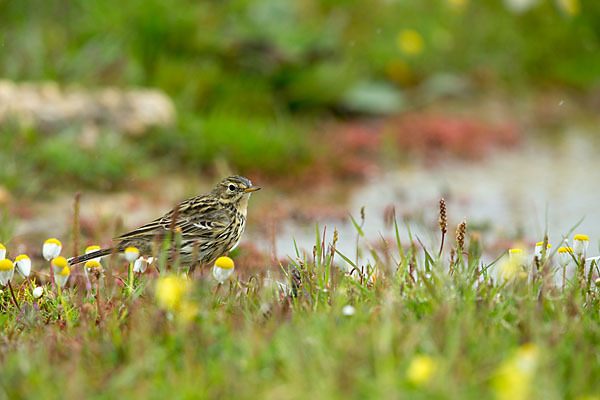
[69,176,260,272]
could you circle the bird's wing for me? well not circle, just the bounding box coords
[115,196,230,241]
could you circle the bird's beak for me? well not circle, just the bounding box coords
[243,186,261,193]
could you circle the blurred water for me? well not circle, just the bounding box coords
[269,129,600,264]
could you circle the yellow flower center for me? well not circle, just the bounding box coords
[397,29,424,55]
[86,245,101,253]
[406,355,437,385]
[0,243,5,250]
[125,247,139,254]
[15,254,30,262]
[558,247,573,254]
[155,275,190,310]
[509,249,523,254]
[0,259,14,271]
[535,242,551,248]
[574,234,589,242]
[85,260,102,270]
[59,266,70,276]
[44,238,62,247]
[215,256,234,270]
[52,256,68,268]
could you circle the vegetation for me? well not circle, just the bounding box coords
[1,204,599,399]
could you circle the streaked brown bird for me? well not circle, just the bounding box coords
[69,176,260,271]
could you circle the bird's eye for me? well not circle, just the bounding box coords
[228,184,236,191]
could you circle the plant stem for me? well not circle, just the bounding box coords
[57,284,72,329]
[438,231,446,258]
[8,281,21,312]
[96,274,102,322]
[128,261,134,296]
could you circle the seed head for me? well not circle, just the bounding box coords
[456,220,466,250]
[438,198,447,234]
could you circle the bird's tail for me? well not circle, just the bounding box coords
[68,248,116,265]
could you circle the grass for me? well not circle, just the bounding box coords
[1,204,599,399]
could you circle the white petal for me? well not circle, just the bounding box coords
[133,258,148,273]
[16,259,31,278]
[0,269,14,286]
[212,266,233,283]
[0,249,5,260]
[55,273,69,288]
[342,305,356,316]
[32,286,44,299]
[43,243,62,261]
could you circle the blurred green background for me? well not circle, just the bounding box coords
[1,0,599,194]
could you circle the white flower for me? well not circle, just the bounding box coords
[133,256,153,273]
[573,235,589,257]
[0,259,15,286]
[32,286,44,299]
[508,248,523,261]
[84,260,102,278]
[52,257,70,288]
[534,242,551,259]
[212,256,234,284]
[342,305,356,316]
[0,243,6,260]
[557,247,574,266]
[42,238,62,261]
[55,268,70,288]
[124,247,140,263]
[85,245,103,263]
[14,254,31,278]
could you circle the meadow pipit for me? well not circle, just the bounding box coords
[70,176,260,272]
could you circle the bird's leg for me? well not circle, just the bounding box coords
[187,262,203,278]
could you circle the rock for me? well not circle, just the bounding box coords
[0,80,176,135]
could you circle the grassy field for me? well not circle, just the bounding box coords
[1,204,599,400]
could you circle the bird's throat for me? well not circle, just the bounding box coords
[236,194,251,217]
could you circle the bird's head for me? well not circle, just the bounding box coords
[212,176,261,205]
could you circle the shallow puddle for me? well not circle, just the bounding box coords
[268,129,600,264]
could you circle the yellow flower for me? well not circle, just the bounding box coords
[558,246,574,266]
[573,234,589,256]
[498,256,521,283]
[86,245,101,253]
[556,0,580,16]
[85,245,103,263]
[15,254,32,278]
[406,355,437,386]
[212,256,235,284]
[124,247,140,263]
[534,242,551,258]
[397,29,424,56]
[0,243,6,260]
[492,343,539,400]
[179,301,199,322]
[85,260,102,270]
[55,265,71,288]
[43,238,62,261]
[51,256,68,273]
[155,275,190,311]
[0,258,15,286]
[508,248,523,258]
